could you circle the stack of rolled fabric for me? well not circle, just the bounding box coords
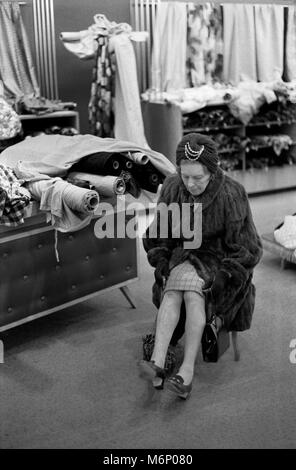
[68,150,164,197]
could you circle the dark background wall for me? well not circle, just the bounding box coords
[54,0,130,133]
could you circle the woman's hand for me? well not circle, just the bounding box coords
[203,270,231,304]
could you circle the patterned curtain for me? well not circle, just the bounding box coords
[186,2,223,87]
[0,1,39,101]
[88,35,115,137]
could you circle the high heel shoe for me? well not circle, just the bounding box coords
[167,375,192,400]
[138,360,166,388]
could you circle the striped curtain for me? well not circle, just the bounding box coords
[0,1,39,101]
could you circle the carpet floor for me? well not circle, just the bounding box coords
[0,190,296,449]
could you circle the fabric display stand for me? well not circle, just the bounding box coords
[60,14,148,148]
[0,202,139,332]
[140,2,296,194]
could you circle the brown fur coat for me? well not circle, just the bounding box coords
[143,168,262,335]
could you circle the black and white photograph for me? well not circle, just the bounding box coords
[0,0,295,454]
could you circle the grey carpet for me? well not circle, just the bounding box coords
[0,190,296,449]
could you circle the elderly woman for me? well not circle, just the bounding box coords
[139,133,262,399]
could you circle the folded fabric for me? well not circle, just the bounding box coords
[67,171,126,197]
[0,163,31,226]
[18,94,76,115]
[274,215,296,249]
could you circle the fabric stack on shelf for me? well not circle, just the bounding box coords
[0,134,175,231]
[16,95,77,116]
[245,134,295,169]
[249,100,296,126]
[68,150,164,198]
[183,107,240,130]
[28,126,79,138]
[207,133,242,172]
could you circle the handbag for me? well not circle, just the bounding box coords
[201,293,230,362]
[201,316,230,362]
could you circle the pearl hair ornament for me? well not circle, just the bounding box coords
[184,142,205,161]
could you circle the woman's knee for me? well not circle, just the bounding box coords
[162,290,183,307]
[184,291,204,305]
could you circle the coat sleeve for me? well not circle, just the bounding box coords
[220,184,263,284]
[142,175,178,267]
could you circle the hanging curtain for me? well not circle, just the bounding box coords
[109,34,148,147]
[223,4,257,85]
[285,5,296,81]
[0,1,39,101]
[151,1,187,92]
[254,4,284,82]
[186,2,223,87]
[88,35,115,137]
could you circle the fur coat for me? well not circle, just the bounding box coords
[143,167,263,336]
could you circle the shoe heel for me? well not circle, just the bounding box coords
[178,391,191,400]
[153,377,164,390]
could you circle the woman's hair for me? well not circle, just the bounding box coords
[176,133,219,173]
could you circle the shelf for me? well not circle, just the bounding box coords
[183,124,242,133]
[19,110,80,134]
[142,100,296,195]
[20,111,78,120]
[247,119,296,128]
[228,164,296,195]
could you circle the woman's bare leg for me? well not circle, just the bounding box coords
[177,291,206,385]
[151,290,183,369]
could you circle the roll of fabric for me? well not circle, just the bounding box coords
[119,170,141,198]
[127,151,149,165]
[62,184,99,213]
[132,161,164,193]
[27,179,99,214]
[67,171,126,197]
[60,31,89,42]
[70,152,128,176]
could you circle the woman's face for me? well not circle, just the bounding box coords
[180,161,211,196]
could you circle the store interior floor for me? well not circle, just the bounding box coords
[1,190,296,449]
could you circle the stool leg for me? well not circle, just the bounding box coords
[120,286,136,308]
[280,258,288,270]
[232,331,240,361]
